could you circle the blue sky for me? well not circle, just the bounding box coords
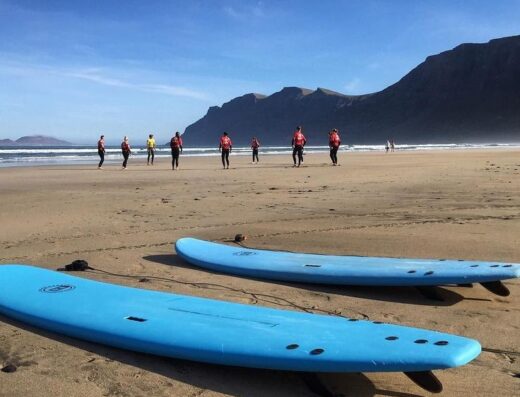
[1,0,519,144]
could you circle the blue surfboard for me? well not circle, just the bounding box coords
[175,238,520,295]
[0,264,480,377]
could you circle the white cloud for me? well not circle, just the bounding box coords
[223,6,241,18]
[0,61,209,100]
[71,69,210,100]
[224,2,265,19]
[368,62,380,70]
[344,78,362,94]
[142,83,208,100]
[66,69,130,88]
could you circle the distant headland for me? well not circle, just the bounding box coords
[0,135,72,146]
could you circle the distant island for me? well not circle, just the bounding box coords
[0,135,72,146]
[184,35,520,145]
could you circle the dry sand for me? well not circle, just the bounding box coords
[0,149,519,397]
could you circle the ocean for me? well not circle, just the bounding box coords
[0,143,519,167]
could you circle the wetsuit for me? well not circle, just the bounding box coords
[146,138,156,165]
[219,136,232,168]
[121,141,131,168]
[292,131,306,167]
[251,138,260,162]
[329,132,341,165]
[170,136,183,169]
[97,139,105,168]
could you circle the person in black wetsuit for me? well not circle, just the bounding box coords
[121,136,131,169]
[219,132,232,169]
[291,126,306,167]
[251,137,260,163]
[328,128,341,166]
[97,135,105,169]
[146,134,156,165]
[170,132,183,170]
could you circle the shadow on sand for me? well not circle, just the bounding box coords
[143,254,471,307]
[0,314,423,397]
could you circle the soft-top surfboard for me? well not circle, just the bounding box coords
[175,238,520,296]
[0,265,480,380]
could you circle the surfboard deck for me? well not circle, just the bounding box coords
[0,265,480,374]
[175,238,520,290]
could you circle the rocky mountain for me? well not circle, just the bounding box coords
[0,135,72,146]
[184,35,520,145]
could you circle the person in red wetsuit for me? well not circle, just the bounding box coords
[291,126,306,167]
[219,132,232,169]
[170,131,183,170]
[121,136,131,169]
[251,137,260,163]
[97,134,105,169]
[328,128,341,166]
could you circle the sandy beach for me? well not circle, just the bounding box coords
[0,149,519,397]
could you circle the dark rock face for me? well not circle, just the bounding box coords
[184,35,520,145]
[0,135,72,146]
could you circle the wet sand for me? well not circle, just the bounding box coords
[0,149,519,396]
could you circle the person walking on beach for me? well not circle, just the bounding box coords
[121,136,131,169]
[385,140,390,153]
[97,135,105,169]
[328,128,341,166]
[146,134,156,165]
[251,136,260,163]
[390,139,395,152]
[219,132,232,169]
[292,126,306,167]
[170,131,183,170]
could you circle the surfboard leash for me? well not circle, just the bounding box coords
[55,259,368,320]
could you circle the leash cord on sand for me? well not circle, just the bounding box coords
[81,266,367,320]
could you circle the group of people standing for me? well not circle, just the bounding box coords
[290,126,341,167]
[97,133,183,170]
[96,126,343,170]
[385,139,396,153]
[218,134,261,169]
[97,134,134,169]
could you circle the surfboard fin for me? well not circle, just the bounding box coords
[404,371,443,393]
[302,372,444,395]
[480,281,510,296]
[299,373,334,397]
[416,286,444,301]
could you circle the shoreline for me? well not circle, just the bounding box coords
[2,143,520,168]
[1,145,520,169]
